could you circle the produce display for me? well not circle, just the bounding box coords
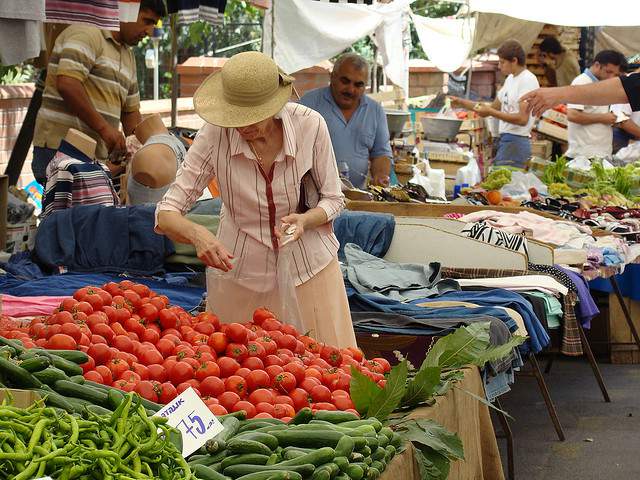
[0,281,393,421]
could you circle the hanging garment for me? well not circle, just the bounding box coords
[462,221,529,257]
[0,0,44,65]
[119,0,140,22]
[167,0,227,24]
[45,0,120,31]
[42,141,120,219]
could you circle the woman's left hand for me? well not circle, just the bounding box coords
[276,213,307,245]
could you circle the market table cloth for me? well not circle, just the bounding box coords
[379,367,504,480]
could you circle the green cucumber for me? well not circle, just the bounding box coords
[33,367,69,386]
[207,417,241,454]
[220,454,270,470]
[313,411,359,423]
[339,419,383,432]
[19,356,51,372]
[233,432,278,450]
[283,450,308,461]
[310,470,331,480]
[86,404,112,416]
[107,388,125,410]
[42,353,83,376]
[390,432,402,449]
[371,461,385,474]
[334,457,349,473]
[358,446,371,457]
[223,464,314,478]
[69,374,85,384]
[46,349,88,364]
[376,434,389,448]
[0,336,25,353]
[371,447,385,461]
[365,437,379,450]
[278,447,335,467]
[193,464,231,480]
[315,462,340,477]
[189,451,228,467]
[227,438,273,456]
[335,474,351,480]
[53,379,109,407]
[289,407,313,425]
[0,357,43,388]
[346,464,365,480]
[238,421,279,433]
[273,430,365,450]
[384,445,396,461]
[251,425,288,434]
[350,453,365,463]
[366,467,380,480]
[235,472,302,480]
[36,388,77,413]
[334,435,355,458]
[379,427,394,441]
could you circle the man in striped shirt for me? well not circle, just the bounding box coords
[32,0,166,186]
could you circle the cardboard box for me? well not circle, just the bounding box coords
[535,119,568,142]
[0,389,41,408]
[0,175,7,251]
[531,140,553,159]
[542,109,568,126]
[5,217,37,254]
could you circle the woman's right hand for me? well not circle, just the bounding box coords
[192,227,234,271]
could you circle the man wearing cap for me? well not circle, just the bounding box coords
[299,53,392,189]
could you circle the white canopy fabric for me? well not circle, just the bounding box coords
[595,27,640,58]
[469,0,640,27]
[411,15,475,73]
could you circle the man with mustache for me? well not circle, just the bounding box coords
[32,0,165,186]
[300,53,392,189]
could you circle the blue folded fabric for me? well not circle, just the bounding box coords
[333,211,395,261]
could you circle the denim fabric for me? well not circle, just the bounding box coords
[32,146,57,186]
[494,133,531,169]
[333,211,395,261]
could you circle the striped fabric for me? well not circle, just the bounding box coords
[167,0,227,25]
[45,0,120,31]
[42,142,120,220]
[33,25,139,162]
[156,103,345,287]
[461,221,529,257]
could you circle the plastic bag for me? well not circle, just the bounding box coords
[567,156,614,171]
[500,171,548,200]
[455,154,482,187]
[614,142,640,164]
[409,160,446,200]
[206,245,304,332]
[7,191,35,224]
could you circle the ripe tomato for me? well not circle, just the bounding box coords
[119,370,142,384]
[217,357,240,378]
[299,336,321,354]
[122,290,142,310]
[289,388,310,411]
[264,355,284,367]
[87,343,112,365]
[135,380,160,402]
[312,402,337,411]
[218,391,241,411]
[242,357,264,371]
[139,348,164,366]
[320,346,342,367]
[176,382,193,395]
[84,370,103,383]
[333,395,355,411]
[131,362,150,381]
[246,370,271,391]
[258,337,278,355]
[200,376,226,397]
[159,382,177,404]
[139,303,159,323]
[95,365,113,384]
[283,362,306,384]
[225,375,247,398]
[233,400,256,418]
[195,361,221,382]
[140,328,160,345]
[80,356,96,374]
[309,384,332,403]
[225,343,248,362]
[60,323,81,342]
[74,301,93,315]
[131,283,151,298]
[273,403,295,419]
[246,341,266,359]
[273,372,296,393]
[226,323,248,344]
[265,365,284,381]
[371,357,391,373]
[275,395,294,408]
[193,321,215,336]
[209,404,228,415]
[261,318,282,332]
[332,389,350,399]
[113,335,134,354]
[276,334,297,351]
[170,361,194,384]
[252,307,275,325]
[254,402,275,416]
[248,388,276,405]
[156,338,175,358]
[103,282,122,297]
[147,364,167,383]
[48,333,77,350]
[208,332,228,354]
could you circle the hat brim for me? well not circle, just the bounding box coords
[193,71,292,128]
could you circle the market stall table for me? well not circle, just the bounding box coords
[379,367,504,480]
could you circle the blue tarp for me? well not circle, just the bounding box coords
[589,265,640,301]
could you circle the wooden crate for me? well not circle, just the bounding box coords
[542,109,568,126]
[608,293,640,364]
[535,119,568,142]
[531,140,553,159]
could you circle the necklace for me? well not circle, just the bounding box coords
[247,141,263,168]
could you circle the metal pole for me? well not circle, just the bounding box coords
[153,38,160,101]
[372,44,378,93]
[465,56,473,99]
[270,1,275,59]
[170,14,178,128]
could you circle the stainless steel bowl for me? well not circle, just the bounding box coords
[385,109,411,139]
[420,117,463,143]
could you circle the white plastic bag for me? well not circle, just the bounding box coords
[500,171,548,200]
[567,156,614,171]
[206,246,304,332]
[614,142,640,164]
[409,160,446,200]
[455,154,482,187]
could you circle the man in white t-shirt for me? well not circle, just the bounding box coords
[566,50,627,159]
[451,40,539,168]
[611,102,640,153]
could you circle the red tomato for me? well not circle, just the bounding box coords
[140,328,160,345]
[265,365,284,381]
[158,383,177,404]
[371,357,391,373]
[226,323,248,344]
[196,312,220,330]
[74,301,93,315]
[170,361,194,384]
[217,357,240,378]
[299,335,321,354]
[147,364,167,383]
[264,355,284,368]
[289,388,310,411]
[242,357,264,371]
[234,368,250,379]
[209,404,228,415]
[139,303,159,323]
[87,343,112,366]
[131,362,150,381]
[273,372,296,393]
[91,323,115,343]
[333,395,355,411]
[225,375,247,398]
[332,389,350,399]
[193,321,215,336]
[248,388,276,405]
[273,403,295,419]
[195,361,221,382]
[262,318,282,332]
[283,362,305,384]
[47,333,77,350]
[233,400,256,418]
[200,376,225,397]
[84,370,103,383]
[276,334,297,351]
[258,338,278,355]
[92,365,111,384]
[139,348,164,366]
[207,332,227,354]
[225,343,248,362]
[135,380,159,402]
[112,335,133,353]
[322,368,340,390]
[254,402,275,416]
[156,338,175,358]
[60,298,78,312]
[218,391,241,411]
[119,370,142,384]
[246,370,271,391]
[246,341,266,359]
[156,308,177,330]
[80,356,96,374]
[131,283,151,298]
[175,345,195,359]
[58,323,81,343]
[252,308,275,325]
[312,402,337,411]
[309,384,332,403]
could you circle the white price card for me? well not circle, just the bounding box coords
[154,387,224,457]
[33,477,53,480]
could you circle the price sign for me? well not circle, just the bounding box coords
[154,387,224,457]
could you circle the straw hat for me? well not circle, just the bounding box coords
[193,51,294,128]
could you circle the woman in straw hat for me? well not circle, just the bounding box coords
[155,51,356,348]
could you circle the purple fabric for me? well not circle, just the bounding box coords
[558,266,599,329]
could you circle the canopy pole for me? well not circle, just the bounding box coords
[465,56,473,99]
[170,13,178,128]
[270,1,275,59]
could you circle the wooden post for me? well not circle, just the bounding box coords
[170,14,179,128]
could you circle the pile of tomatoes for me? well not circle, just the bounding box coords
[0,280,391,421]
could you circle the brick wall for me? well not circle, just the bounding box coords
[0,84,36,187]
[408,58,500,99]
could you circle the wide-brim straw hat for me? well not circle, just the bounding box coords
[193,51,294,128]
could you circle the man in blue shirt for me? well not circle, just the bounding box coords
[299,53,392,189]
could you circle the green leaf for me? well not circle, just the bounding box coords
[402,366,441,408]
[367,360,408,421]
[434,370,465,396]
[349,365,380,415]
[413,419,464,460]
[413,447,449,480]
[453,385,514,420]
[476,335,526,365]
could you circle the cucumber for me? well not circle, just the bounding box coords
[334,435,355,458]
[54,379,109,407]
[107,388,125,410]
[19,356,51,372]
[86,404,113,416]
[69,374,86,384]
[189,451,229,467]
[46,349,89,364]
[271,430,344,449]
[227,439,273,456]
[278,447,335,467]
[251,425,288,434]
[346,465,364,480]
[0,357,43,388]
[289,408,313,425]
[313,411,359,423]
[238,421,279,433]
[315,462,340,477]
[366,468,380,480]
[223,464,314,478]
[384,445,396,462]
[379,427,394,442]
[0,345,16,358]
[371,447,385,462]
[220,454,270,470]
[207,417,241,454]
[235,472,302,480]
[265,453,279,466]
[42,353,83,376]
[376,434,389,448]
[36,388,77,413]
[310,470,331,480]
[358,446,371,457]
[334,457,349,473]
[233,432,278,451]
[350,453,365,463]
[33,367,69,386]
[339,419,383,432]
[335,474,351,480]
[365,437,379,450]
[283,450,307,461]
[193,464,231,480]
[0,336,25,354]
[390,432,402,449]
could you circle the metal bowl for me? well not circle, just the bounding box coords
[385,109,411,139]
[420,117,463,143]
